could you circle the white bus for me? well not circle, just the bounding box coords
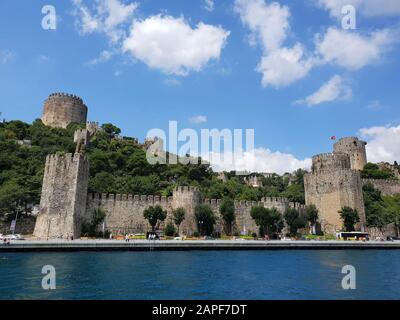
[336,232,369,241]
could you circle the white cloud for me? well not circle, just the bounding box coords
[189,115,208,124]
[234,0,313,88]
[257,44,314,88]
[367,100,383,110]
[0,50,14,64]
[122,15,230,75]
[72,0,138,43]
[73,1,229,76]
[295,75,352,106]
[87,50,113,65]
[235,0,397,89]
[315,27,396,70]
[205,148,311,175]
[359,125,400,163]
[234,0,290,52]
[315,0,400,17]
[38,55,50,63]
[204,0,215,12]
[164,78,181,86]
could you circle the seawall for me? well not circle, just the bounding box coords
[2,240,400,252]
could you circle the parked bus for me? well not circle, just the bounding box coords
[336,232,369,241]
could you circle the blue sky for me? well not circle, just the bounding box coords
[0,0,399,173]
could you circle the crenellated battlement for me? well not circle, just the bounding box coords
[88,193,174,204]
[48,92,84,103]
[45,153,88,173]
[174,186,200,193]
[362,178,400,185]
[261,197,289,203]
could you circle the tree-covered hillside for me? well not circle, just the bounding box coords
[0,119,305,220]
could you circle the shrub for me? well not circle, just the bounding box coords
[164,222,176,237]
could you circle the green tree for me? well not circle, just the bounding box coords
[305,205,319,234]
[194,204,216,236]
[339,206,360,232]
[143,205,167,232]
[101,123,121,137]
[81,207,106,237]
[382,194,400,237]
[173,208,186,235]
[219,197,235,235]
[250,206,284,238]
[88,172,116,193]
[283,184,305,204]
[164,222,176,237]
[361,162,394,179]
[284,208,306,236]
[363,183,390,229]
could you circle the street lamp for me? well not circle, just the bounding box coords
[198,220,204,237]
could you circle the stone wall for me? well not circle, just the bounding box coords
[33,153,89,239]
[362,179,400,196]
[0,216,36,235]
[86,193,173,235]
[42,93,88,128]
[367,223,398,239]
[86,189,304,236]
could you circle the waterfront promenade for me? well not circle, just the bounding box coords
[1,239,400,252]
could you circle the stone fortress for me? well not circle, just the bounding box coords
[33,93,400,239]
[305,137,400,234]
[33,93,305,239]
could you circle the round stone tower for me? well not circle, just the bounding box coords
[42,93,88,129]
[333,137,367,171]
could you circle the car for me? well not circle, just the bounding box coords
[146,232,160,240]
[5,234,25,240]
[204,236,215,240]
[173,236,183,240]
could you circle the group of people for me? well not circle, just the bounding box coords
[2,238,11,245]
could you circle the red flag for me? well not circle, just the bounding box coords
[330,136,336,140]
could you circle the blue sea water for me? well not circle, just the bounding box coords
[0,250,399,300]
